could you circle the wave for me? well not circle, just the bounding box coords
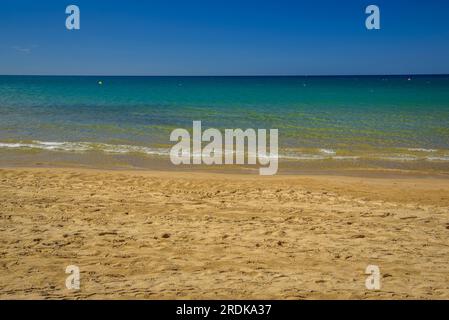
[0,141,170,156]
[426,156,449,162]
[378,155,419,162]
[319,148,336,155]
[407,148,438,153]
[1,141,449,162]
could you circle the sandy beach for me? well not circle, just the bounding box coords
[1,167,448,299]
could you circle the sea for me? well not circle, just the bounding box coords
[1,75,449,172]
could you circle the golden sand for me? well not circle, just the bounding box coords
[1,167,449,299]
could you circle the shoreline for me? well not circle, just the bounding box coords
[2,161,449,179]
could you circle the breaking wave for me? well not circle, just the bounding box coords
[0,141,449,162]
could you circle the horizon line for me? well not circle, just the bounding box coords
[1,73,449,77]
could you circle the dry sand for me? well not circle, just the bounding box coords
[1,167,449,299]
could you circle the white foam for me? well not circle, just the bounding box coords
[0,143,29,148]
[407,148,438,153]
[2,141,449,163]
[426,156,449,162]
[280,154,326,160]
[319,148,336,155]
[0,141,170,156]
[379,155,419,161]
[332,156,360,160]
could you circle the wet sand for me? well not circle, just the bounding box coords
[1,167,449,299]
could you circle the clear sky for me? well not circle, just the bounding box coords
[1,0,448,75]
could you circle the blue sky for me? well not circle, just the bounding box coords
[1,0,449,75]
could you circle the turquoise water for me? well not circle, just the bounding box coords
[1,75,449,165]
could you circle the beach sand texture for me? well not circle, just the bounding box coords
[1,167,449,299]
